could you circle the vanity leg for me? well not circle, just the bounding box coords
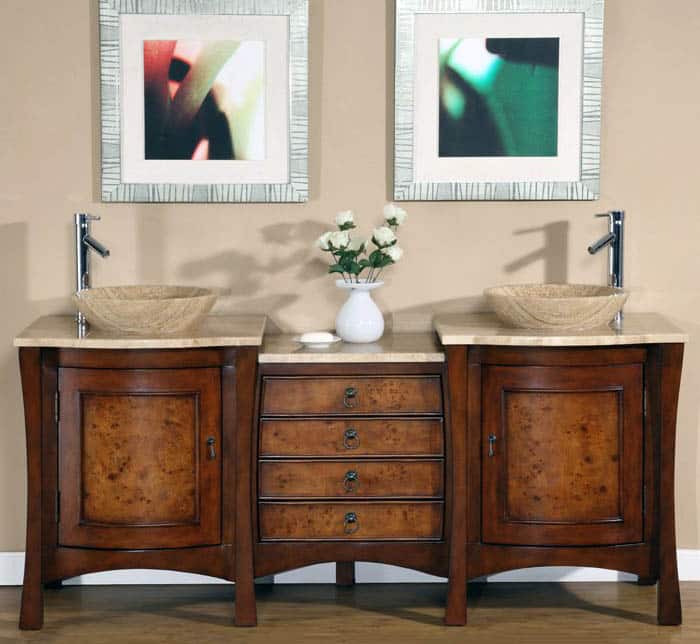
[232,348,258,626]
[445,574,467,626]
[637,576,658,586]
[656,344,683,626]
[234,566,257,627]
[444,347,468,626]
[19,348,43,630]
[336,562,355,586]
[44,580,64,590]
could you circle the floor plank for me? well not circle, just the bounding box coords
[0,582,698,643]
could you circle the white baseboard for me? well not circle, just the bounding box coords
[1,551,699,586]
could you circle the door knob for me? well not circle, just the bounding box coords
[207,437,217,460]
[488,434,497,457]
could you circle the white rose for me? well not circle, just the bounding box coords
[335,210,355,228]
[348,238,367,252]
[316,231,333,251]
[383,245,404,262]
[328,230,350,250]
[383,203,408,226]
[372,226,397,248]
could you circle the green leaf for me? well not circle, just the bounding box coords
[328,264,345,274]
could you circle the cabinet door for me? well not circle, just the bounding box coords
[482,364,643,546]
[58,368,221,549]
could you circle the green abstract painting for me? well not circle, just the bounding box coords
[439,37,560,158]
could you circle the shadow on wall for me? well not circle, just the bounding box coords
[389,297,485,333]
[177,220,329,333]
[0,223,66,546]
[504,221,570,284]
[388,222,569,331]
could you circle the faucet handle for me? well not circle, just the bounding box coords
[75,213,101,223]
[595,211,625,222]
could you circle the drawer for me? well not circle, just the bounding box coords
[261,376,442,416]
[259,460,444,499]
[259,418,444,457]
[259,502,443,541]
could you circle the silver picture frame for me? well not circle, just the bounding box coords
[99,0,309,203]
[394,0,605,201]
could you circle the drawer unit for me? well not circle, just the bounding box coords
[259,418,444,458]
[259,460,444,499]
[261,376,443,416]
[259,502,444,541]
[257,364,447,545]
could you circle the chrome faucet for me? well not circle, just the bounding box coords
[75,213,110,328]
[588,210,624,326]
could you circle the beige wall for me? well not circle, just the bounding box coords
[1,0,699,552]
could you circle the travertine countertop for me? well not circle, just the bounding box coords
[259,332,445,363]
[14,315,267,349]
[434,312,689,346]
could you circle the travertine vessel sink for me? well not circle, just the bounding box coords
[484,284,628,330]
[73,286,218,335]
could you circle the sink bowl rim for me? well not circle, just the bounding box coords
[484,283,628,300]
[74,285,218,303]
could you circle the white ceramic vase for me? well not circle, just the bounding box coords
[335,280,385,343]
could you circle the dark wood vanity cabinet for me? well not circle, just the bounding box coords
[58,367,223,550]
[253,362,452,596]
[17,324,686,630]
[481,362,644,547]
[17,346,259,630]
[444,343,685,627]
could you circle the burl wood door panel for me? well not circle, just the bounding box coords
[259,418,444,458]
[58,368,222,549]
[258,460,444,499]
[482,364,644,546]
[259,502,444,541]
[261,376,443,416]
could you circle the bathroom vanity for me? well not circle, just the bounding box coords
[14,313,688,629]
[253,333,456,619]
[434,312,688,626]
[13,315,266,630]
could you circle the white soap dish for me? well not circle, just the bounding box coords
[296,332,342,347]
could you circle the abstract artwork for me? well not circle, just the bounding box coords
[143,40,265,162]
[100,0,308,203]
[394,0,605,201]
[439,37,559,158]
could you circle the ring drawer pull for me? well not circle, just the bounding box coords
[343,387,358,408]
[343,470,359,492]
[343,428,360,450]
[343,512,359,535]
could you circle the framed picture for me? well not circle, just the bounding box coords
[394,0,604,201]
[99,0,308,203]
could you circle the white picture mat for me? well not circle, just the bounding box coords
[120,14,289,185]
[413,12,584,184]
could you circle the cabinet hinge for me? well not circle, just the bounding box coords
[56,490,60,523]
[54,392,60,425]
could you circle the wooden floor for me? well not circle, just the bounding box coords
[1,582,699,643]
